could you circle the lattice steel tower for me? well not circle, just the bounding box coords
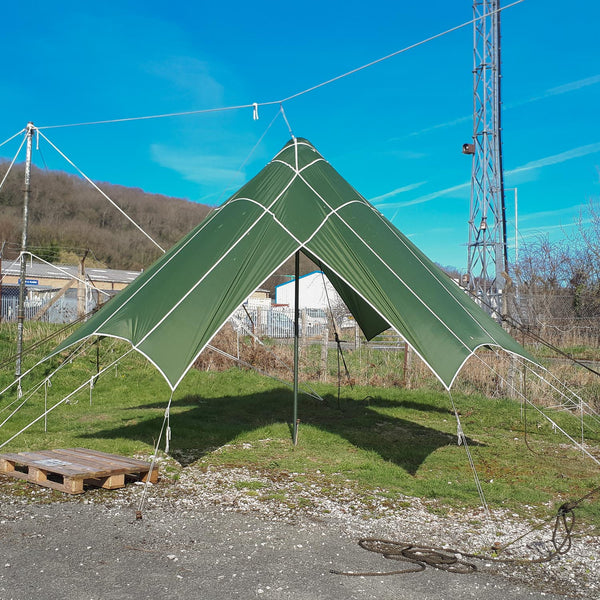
[464,0,508,313]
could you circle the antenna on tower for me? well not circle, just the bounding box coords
[464,0,508,317]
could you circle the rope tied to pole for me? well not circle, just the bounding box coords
[136,390,174,519]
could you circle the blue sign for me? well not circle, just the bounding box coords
[17,278,39,285]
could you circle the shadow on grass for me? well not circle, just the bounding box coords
[81,388,480,475]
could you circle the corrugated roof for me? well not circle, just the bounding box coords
[1,261,141,285]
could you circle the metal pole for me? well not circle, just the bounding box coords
[15,122,35,379]
[0,241,5,323]
[292,251,300,446]
[78,249,89,319]
[514,187,518,266]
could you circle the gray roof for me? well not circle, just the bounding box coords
[1,261,141,285]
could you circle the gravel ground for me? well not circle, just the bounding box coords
[0,455,598,600]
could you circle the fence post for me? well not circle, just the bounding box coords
[506,355,521,398]
[301,308,308,348]
[402,343,412,389]
[320,327,329,382]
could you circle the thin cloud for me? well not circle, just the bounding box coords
[146,56,225,106]
[505,74,600,110]
[545,74,600,97]
[377,142,600,213]
[381,181,470,210]
[401,74,600,139]
[507,142,600,177]
[517,204,587,223]
[151,144,246,187]
[405,115,471,138]
[371,181,427,204]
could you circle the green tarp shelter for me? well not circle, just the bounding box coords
[54,137,533,390]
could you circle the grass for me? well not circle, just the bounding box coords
[1,323,599,526]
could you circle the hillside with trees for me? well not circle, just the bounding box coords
[0,161,212,269]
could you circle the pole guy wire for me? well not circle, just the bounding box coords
[35,1,525,132]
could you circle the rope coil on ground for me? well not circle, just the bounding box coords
[331,495,592,577]
[330,538,477,576]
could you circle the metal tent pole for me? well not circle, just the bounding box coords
[293,251,300,445]
[15,122,35,379]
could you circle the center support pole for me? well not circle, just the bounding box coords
[292,251,300,446]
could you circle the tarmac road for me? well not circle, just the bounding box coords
[0,501,569,600]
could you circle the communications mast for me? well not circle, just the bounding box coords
[464,0,508,314]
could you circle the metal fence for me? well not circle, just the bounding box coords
[230,306,328,339]
[507,289,600,346]
[1,287,103,324]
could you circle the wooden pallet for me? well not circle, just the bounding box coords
[0,448,158,494]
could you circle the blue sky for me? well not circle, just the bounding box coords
[1,0,599,271]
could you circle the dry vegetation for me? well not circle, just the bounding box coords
[0,161,212,269]
[194,323,600,414]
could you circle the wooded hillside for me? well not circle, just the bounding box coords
[0,161,212,269]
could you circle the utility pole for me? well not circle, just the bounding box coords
[15,122,35,379]
[464,0,507,316]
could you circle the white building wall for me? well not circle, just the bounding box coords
[275,271,340,310]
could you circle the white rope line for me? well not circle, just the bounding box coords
[0,331,121,402]
[281,1,525,103]
[52,207,227,350]
[17,251,113,298]
[137,390,174,513]
[131,171,300,351]
[292,153,485,372]
[227,313,325,401]
[374,208,517,357]
[225,138,463,389]
[238,107,283,171]
[38,103,274,130]
[36,130,165,253]
[0,339,85,398]
[210,107,284,207]
[525,365,600,428]
[0,335,121,415]
[290,145,536,390]
[0,133,27,194]
[474,342,600,428]
[280,104,295,139]
[0,254,23,285]
[0,129,26,149]
[478,346,600,441]
[523,394,600,467]
[534,365,600,422]
[447,389,490,516]
[35,2,524,131]
[0,338,92,423]
[0,348,134,451]
[469,351,600,467]
[0,331,91,398]
[169,247,315,390]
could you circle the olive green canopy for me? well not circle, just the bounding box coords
[55,137,532,390]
